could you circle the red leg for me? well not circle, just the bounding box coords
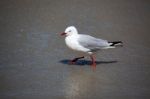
[90,55,96,70]
[69,56,84,64]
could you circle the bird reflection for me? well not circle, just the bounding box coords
[65,69,98,99]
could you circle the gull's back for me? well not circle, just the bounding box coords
[77,34,111,51]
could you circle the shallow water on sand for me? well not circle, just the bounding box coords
[0,0,150,99]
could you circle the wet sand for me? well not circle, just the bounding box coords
[0,0,150,99]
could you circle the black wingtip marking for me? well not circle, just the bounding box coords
[109,41,123,46]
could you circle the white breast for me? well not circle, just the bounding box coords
[65,35,89,52]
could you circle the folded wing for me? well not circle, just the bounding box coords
[78,34,111,52]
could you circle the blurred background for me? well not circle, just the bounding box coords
[0,0,150,99]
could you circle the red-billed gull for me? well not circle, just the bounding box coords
[61,26,123,70]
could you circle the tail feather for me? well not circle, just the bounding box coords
[108,41,123,47]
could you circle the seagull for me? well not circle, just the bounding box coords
[61,26,123,69]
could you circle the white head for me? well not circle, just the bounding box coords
[61,26,78,36]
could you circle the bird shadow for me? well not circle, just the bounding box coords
[59,59,117,66]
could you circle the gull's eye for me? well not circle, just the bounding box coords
[68,30,71,32]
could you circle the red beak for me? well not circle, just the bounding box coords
[60,32,67,36]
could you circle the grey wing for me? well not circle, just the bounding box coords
[78,34,110,51]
